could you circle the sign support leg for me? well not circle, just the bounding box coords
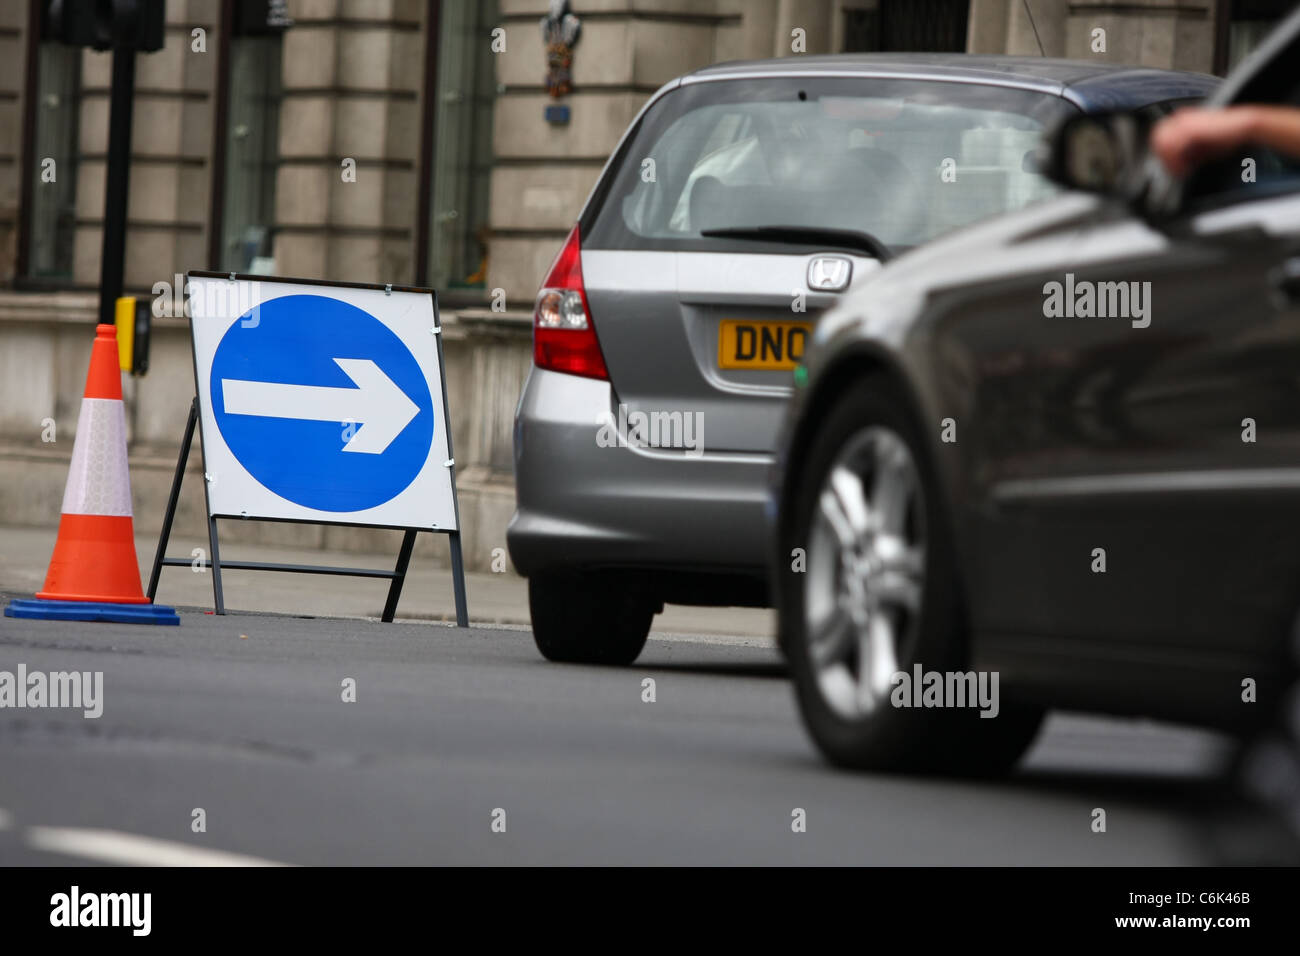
[207,516,225,615]
[148,397,198,601]
[381,529,417,623]
[448,531,469,628]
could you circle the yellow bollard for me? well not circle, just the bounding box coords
[114,296,136,373]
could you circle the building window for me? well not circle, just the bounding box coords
[25,41,81,282]
[219,3,286,273]
[842,0,968,54]
[842,4,880,52]
[1219,0,1291,74]
[427,0,497,299]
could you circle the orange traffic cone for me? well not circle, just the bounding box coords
[5,324,178,624]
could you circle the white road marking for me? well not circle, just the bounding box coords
[0,808,11,830]
[26,827,290,867]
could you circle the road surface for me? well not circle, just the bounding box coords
[0,602,1281,865]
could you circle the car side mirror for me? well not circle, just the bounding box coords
[1042,110,1155,200]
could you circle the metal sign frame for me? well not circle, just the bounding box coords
[147,271,468,626]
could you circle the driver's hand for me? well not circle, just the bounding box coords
[1151,106,1262,178]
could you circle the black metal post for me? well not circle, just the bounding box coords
[448,532,469,628]
[147,398,197,600]
[208,515,225,615]
[99,47,136,327]
[381,529,418,623]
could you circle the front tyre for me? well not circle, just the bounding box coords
[779,380,1042,774]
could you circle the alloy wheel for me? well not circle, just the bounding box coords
[804,426,926,719]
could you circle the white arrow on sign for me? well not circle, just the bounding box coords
[221,358,420,455]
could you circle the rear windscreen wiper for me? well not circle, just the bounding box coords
[699,225,892,262]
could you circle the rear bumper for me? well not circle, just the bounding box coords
[507,367,774,582]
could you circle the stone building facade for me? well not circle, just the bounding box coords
[0,0,1291,575]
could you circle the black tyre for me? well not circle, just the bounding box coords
[778,379,1043,774]
[528,572,653,665]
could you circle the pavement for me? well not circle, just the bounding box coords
[0,524,774,638]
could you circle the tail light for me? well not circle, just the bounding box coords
[533,225,609,380]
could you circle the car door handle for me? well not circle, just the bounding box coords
[1269,257,1300,309]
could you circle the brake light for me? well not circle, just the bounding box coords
[533,225,609,380]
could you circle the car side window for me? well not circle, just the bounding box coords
[1182,144,1300,206]
[1180,46,1300,208]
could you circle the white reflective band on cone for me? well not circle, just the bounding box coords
[61,398,134,517]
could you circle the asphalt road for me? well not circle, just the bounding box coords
[0,601,1283,865]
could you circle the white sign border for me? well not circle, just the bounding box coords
[186,273,460,533]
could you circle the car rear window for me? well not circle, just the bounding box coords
[582,76,1078,254]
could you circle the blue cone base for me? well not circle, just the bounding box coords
[4,598,180,626]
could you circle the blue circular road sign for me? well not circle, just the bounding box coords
[210,294,434,513]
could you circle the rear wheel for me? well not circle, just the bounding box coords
[529,572,654,665]
[780,380,1043,774]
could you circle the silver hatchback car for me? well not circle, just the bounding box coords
[508,54,1217,665]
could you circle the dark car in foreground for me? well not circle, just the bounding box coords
[773,12,1300,774]
[508,53,1217,666]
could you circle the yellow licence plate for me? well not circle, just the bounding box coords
[717,319,813,371]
